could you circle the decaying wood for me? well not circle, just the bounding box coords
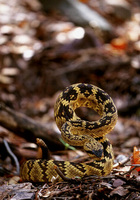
[0,103,63,151]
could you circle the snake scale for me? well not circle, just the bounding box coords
[20,83,118,182]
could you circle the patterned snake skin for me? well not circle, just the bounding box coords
[20,83,118,182]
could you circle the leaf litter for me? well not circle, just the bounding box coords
[0,0,140,199]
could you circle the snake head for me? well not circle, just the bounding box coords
[84,138,104,158]
[85,148,103,158]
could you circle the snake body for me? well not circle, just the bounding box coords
[20,83,118,182]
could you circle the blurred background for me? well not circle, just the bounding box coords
[0,0,140,186]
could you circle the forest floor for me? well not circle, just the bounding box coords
[0,0,140,199]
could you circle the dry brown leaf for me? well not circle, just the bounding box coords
[110,186,129,196]
[113,179,126,187]
[131,146,140,172]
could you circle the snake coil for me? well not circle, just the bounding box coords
[20,83,118,182]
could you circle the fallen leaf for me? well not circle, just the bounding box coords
[131,146,140,172]
[111,38,127,50]
[110,186,129,196]
[113,179,126,187]
[100,182,113,189]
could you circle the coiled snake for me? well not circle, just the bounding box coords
[20,83,118,182]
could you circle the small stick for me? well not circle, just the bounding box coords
[121,166,137,175]
[3,139,20,175]
[54,165,81,183]
[125,164,140,167]
[113,156,131,168]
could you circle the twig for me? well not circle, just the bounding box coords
[121,166,137,176]
[113,156,130,169]
[37,183,49,198]
[3,139,20,175]
[125,164,140,167]
[54,165,81,183]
